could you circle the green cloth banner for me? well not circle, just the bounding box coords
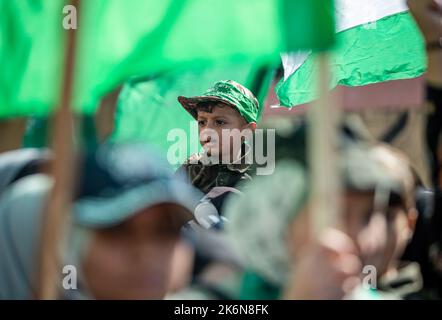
[0,0,334,119]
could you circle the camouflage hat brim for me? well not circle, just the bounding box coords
[177,80,260,123]
[178,95,237,120]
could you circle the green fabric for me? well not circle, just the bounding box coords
[22,115,98,150]
[281,0,335,52]
[276,12,426,107]
[0,0,64,118]
[111,62,265,165]
[22,118,50,148]
[0,0,335,119]
[239,271,281,300]
[180,80,260,123]
[22,115,98,149]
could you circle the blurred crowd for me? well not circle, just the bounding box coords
[0,0,441,300]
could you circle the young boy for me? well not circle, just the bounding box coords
[175,80,260,295]
[177,80,259,196]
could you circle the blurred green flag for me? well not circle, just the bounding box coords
[0,0,64,118]
[0,0,334,119]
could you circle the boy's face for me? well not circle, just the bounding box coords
[197,104,254,161]
[82,204,188,300]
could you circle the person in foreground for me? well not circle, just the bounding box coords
[225,143,423,299]
[0,143,201,299]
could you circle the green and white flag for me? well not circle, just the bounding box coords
[276,0,426,107]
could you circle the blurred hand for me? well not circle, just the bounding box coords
[407,0,442,43]
[356,212,390,276]
[284,229,362,300]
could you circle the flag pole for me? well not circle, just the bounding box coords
[308,53,342,236]
[36,0,80,299]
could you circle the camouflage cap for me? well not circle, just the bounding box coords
[342,143,415,208]
[178,80,259,123]
[73,144,203,228]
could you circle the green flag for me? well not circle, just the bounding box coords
[0,0,64,118]
[0,0,335,119]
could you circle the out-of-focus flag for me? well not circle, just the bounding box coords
[276,0,426,107]
[0,0,335,118]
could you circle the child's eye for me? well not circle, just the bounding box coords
[198,120,206,127]
[215,119,226,126]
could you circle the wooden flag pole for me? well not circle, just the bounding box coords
[308,53,342,237]
[36,0,80,299]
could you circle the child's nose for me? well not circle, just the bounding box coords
[200,128,218,142]
[204,121,215,130]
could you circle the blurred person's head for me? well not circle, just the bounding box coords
[226,142,417,293]
[336,145,417,277]
[289,145,418,279]
[0,144,201,300]
[79,203,191,300]
[0,148,50,195]
[178,80,258,161]
[69,144,201,299]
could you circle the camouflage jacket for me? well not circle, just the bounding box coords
[176,150,254,195]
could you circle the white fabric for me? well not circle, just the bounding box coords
[335,0,408,32]
[282,51,310,81]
